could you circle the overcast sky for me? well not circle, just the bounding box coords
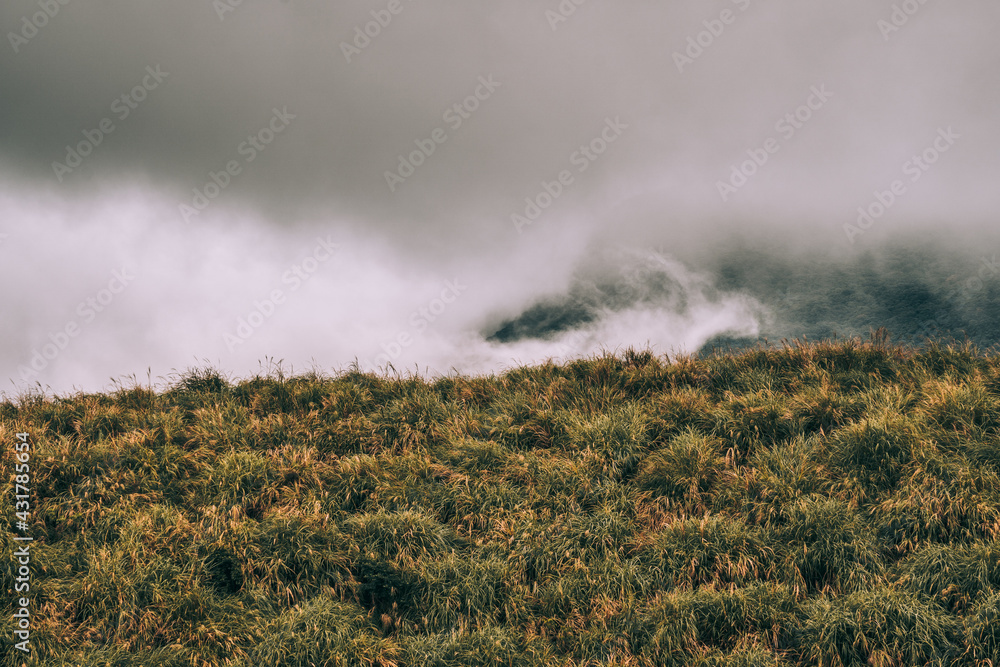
[2,0,999,396]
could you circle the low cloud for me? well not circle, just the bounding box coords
[2,1,999,394]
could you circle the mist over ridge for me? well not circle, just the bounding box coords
[484,230,1000,360]
[2,1,999,395]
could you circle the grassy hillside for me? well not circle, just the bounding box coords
[3,334,1000,666]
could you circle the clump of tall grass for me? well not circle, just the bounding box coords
[633,583,803,666]
[62,529,259,661]
[919,377,1000,433]
[430,374,506,411]
[437,437,510,475]
[43,645,196,667]
[874,451,1000,547]
[892,541,1000,611]
[645,386,718,442]
[532,554,655,628]
[796,587,963,667]
[774,495,885,596]
[233,373,334,416]
[638,515,779,590]
[713,434,830,527]
[398,624,558,667]
[439,476,528,536]
[408,551,524,633]
[690,644,794,667]
[486,391,572,451]
[204,509,354,604]
[702,343,819,397]
[171,367,232,397]
[501,509,637,586]
[203,450,282,518]
[559,402,652,482]
[711,390,796,464]
[320,453,397,513]
[917,340,987,378]
[824,412,917,501]
[340,508,468,567]
[963,590,1000,664]
[634,427,726,512]
[182,401,255,451]
[788,373,865,433]
[240,594,400,667]
[372,387,459,453]
[812,336,906,387]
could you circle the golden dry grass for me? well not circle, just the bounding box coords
[2,335,1000,665]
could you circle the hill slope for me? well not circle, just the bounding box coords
[3,335,1000,666]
